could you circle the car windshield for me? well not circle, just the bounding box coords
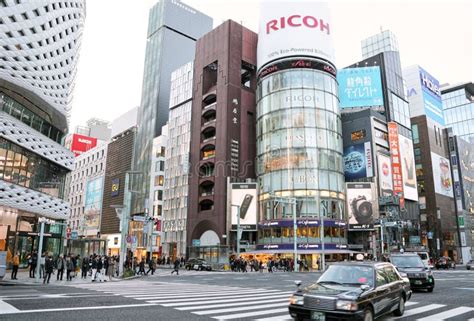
[391,256,425,268]
[318,265,374,287]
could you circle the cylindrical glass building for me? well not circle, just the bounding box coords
[256,2,346,264]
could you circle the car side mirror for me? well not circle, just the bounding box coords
[399,272,407,278]
[295,280,302,288]
[360,284,370,292]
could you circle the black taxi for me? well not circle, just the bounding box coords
[288,262,412,321]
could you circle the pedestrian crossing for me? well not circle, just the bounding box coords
[141,269,224,277]
[72,281,474,320]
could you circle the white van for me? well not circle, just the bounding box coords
[417,251,433,268]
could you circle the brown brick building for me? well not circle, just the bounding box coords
[186,20,257,248]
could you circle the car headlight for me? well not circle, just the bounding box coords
[336,300,358,311]
[289,295,304,306]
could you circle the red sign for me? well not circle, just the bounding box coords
[266,15,330,35]
[70,133,97,157]
[155,220,161,232]
[387,122,405,208]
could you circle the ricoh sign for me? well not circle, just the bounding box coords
[257,1,335,72]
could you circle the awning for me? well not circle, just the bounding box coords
[242,249,362,255]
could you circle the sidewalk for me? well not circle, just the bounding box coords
[2,269,123,286]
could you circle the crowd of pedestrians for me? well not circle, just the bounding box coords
[230,256,320,272]
[18,251,121,284]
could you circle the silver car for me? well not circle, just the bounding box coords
[467,260,474,270]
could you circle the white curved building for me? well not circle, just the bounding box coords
[0,0,85,261]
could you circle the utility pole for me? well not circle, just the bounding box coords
[35,218,45,284]
[231,204,241,256]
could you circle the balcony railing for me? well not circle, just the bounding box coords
[202,119,216,126]
[202,136,216,143]
[203,102,217,110]
[200,191,214,197]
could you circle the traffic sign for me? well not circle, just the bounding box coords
[126,235,132,243]
[133,215,146,222]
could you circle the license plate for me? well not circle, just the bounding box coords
[414,280,422,285]
[193,264,199,270]
[311,311,325,321]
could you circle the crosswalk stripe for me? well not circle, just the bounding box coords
[130,289,279,300]
[211,307,289,320]
[255,315,293,321]
[195,302,288,315]
[391,304,445,319]
[176,297,290,311]
[416,307,474,321]
[155,292,293,307]
[406,301,418,307]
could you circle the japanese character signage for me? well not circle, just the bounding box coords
[337,66,384,108]
[387,122,405,208]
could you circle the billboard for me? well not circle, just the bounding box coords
[257,1,335,71]
[419,67,444,125]
[70,133,97,157]
[387,122,405,207]
[343,142,373,180]
[337,66,384,108]
[398,135,418,201]
[377,153,393,197]
[230,183,257,231]
[346,182,377,230]
[431,152,454,197]
[111,178,120,197]
[84,176,104,233]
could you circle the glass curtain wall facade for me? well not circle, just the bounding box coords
[257,58,346,250]
[443,85,474,141]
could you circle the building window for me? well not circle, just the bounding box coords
[411,124,419,144]
[415,164,423,177]
[154,175,164,186]
[414,148,421,162]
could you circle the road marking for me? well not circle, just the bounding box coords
[255,315,293,321]
[0,300,20,314]
[417,307,474,321]
[195,302,288,315]
[131,288,279,300]
[154,292,292,307]
[455,287,474,291]
[176,297,290,311]
[212,307,289,320]
[0,294,117,300]
[0,303,157,315]
[392,304,445,319]
[406,301,418,307]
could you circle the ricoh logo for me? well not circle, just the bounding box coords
[78,138,92,144]
[266,15,330,35]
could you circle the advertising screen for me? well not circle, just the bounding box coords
[231,183,258,231]
[419,67,444,125]
[70,133,97,157]
[377,153,393,196]
[398,135,418,201]
[257,1,335,71]
[337,66,384,108]
[343,142,373,180]
[84,176,104,233]
[431,152,454,197]
[111,178,120,197]
[346,182,377,230]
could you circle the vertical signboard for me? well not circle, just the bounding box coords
[84,177,104,234]
[346,182,377,230]
[337,66,384,108]
[419,67,444,125]
[377,153,393,196]
[230,183,258,231]
[431,152,454,197]
[387,122,405,208]
[111,178,120,197]
[70,133,98,157]
[398,135,418,201]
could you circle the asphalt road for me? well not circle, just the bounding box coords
[1,269,473,321]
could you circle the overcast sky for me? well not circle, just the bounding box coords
[70,0,473,130]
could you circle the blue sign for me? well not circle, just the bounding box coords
[337,66,384,108]
[419,66,444,125]
[71,231,78,240]
[343,144,367,180]
[111,178,120,197]
[409,236,421,244]
[192,239,200,247]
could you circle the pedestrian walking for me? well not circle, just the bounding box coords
[91,256,98,281]
[66,256,74,281]
[171,258,180,275]
[146,258,155,275]
[56,255,66,281]
[11,252,19,280]
[138,258,146,275]
[28,252,37,278]
[96,256,104,282]
[43,255,54,284]
[101,256,108,280]
[39,252,46,278]
[81,256,89,279]
[107,256,115,281]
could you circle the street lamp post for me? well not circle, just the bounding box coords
[35,218,45,284]
[231,205,241,256]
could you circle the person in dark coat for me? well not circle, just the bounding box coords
[66,256,74,281]
[81,256,89,279]
[29,252,37,278]
[138,258,146,275]
[171,258,180,275]
[43,255,54,284]
[91,256,98,281]
[56,255,66,281]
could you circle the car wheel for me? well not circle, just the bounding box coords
[467,266,471,270]
[363,308,374,321]
[393,296,405,316]
[427,287,434,293]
